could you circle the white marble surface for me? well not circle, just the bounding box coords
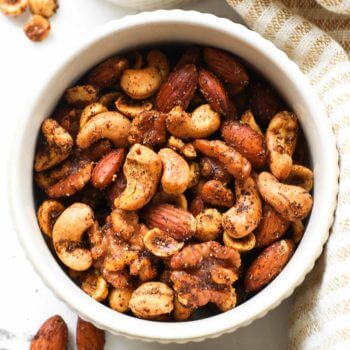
[0,0,290,349]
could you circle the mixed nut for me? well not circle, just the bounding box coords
[33,45,314,321]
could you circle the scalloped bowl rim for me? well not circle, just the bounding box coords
[9,10,339,343]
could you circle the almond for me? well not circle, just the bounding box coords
[221,120,268,168]
[255,205,290,248]
[198,69,231,118]
[174,46,200,70]
[91,149,125,189]
[203,48,249,87]
[76,317,105,350]
[156,64,198,113]
[143,203,196,241]
[30,315,68,350]
[244,239,295,292]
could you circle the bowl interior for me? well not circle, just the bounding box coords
[11,11,338,342]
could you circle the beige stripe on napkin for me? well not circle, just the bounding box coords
[226,0,350,349]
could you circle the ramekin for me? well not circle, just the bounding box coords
[9,10,339,343]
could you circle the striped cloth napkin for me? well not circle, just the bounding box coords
[226,0,350,349]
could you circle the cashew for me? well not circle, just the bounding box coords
[168,136,197,159]
[37,200,64,237]
[188,162,200,189]
[152,191,188,210]
[80,102,108,129]
[195,209,222,242]
[143,228,184,257]
[121,50,169,99]
[266,111,298,180]
[109,287,133,313]
[127,51,143,69]
[285,164,313,192]
[34,119,73,172]
[129,282,174,319]
[76,111,131,149]
[257,172,313,221]
[223,232,256,253]
[166,104,221,139]
[99,91,123,109]
[52,203,94,271]
[81,271,109,301]
[241,109,263,135]
[28,0,58,18]
[292,220,305,243]
[115,144,162,210]
[0,0,27,16]
[222,176,262,238]
[65,85,99,108]
[159,148,190,195]
[115,95,153,118]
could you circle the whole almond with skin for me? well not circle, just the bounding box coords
[203,47,249,87]
[244,239,295,292]
[91,148,125,189]
[221,120,268,168]
[198,69,232,118]
[255,205,290,248]
[30,315,68,350]
[76,317,105,350]
[143,203,196,241]
[156,64,198,113]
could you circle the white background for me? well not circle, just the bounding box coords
[0,0,290,349]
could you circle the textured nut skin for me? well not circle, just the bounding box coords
[198,69,231,118]
[76,317,105,350]
[37,200,64,237]
[159,148,190,195]
[91,149,125,189]
[114,144,162,211]
[255,205,289,248]
[156,64,198,113]
[189,196,207,217]
[257,172,313,221]
[166,104,221,139]
[221,120,268,168]
[266,111,298,180]
[203,47,249,87]
[129,282,174,319]
[30,315,68,350]
[222,176,262,238]
[244,239,295,292]
[194,139,251,180]
[249,80,284,128]
[143,204,196,241]
[128,110,167,148]
[200,180,235,208]
[34,119,73,172]
[84,56,128,88]
[199,156,232,183]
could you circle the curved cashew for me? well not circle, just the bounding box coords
[76,111,131,149]
[166,104,221,139]
[115,95,153,118]
[193,139,251,181]
[37,200,64,237]
[99,91,122,108]
[0,0,27,16]
[223,232,256,253]
[81,270,109,301]
[52,203,94,271]
[158,148,190,195]
[222,176,262,238]
[195,209,222,242]
[34,119,73,171]
[257,172,313,221]
[80,102,108,129]
[285,164,313,192]
[65,84,99,108]
[152,191,188,210]
[121,50,169,100]
[114,144,162,210]
[266,111,298,180]
[109,287,133,313]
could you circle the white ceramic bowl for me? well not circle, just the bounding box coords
[9,10,338,343]
[105,0,195,10]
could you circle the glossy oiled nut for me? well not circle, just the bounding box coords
[37,200,64,237]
